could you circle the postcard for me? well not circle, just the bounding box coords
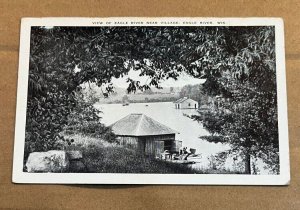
[13,17,289,185]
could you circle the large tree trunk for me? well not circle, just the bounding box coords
[244,153,251,174]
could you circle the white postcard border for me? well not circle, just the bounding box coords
[13,17,290,185]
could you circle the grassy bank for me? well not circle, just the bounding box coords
[65,134,200,174]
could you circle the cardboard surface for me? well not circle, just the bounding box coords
[0,0,299,209]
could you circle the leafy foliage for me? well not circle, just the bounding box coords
[63,91,117,143]
[192,26,279,173]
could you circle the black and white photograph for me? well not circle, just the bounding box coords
[12,18,289,184]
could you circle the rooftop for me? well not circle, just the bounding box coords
[174,97,197,104]
[174,97,188,103]
[110,113,177,136]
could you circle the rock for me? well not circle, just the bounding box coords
[26,150,69,173]
[67,150,83,160]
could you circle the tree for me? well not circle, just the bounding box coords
[64,91,116,142]
[26,26,279,173]
[191,27,278,174]
[179,84,204,102]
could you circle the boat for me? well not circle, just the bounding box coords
[190,148,196,154]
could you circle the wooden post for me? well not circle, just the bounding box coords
[244,153,251,174]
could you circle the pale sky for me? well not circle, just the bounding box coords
[111,69,205,88]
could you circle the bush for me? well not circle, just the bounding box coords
[64,91,117,143]
[64,122,117,143]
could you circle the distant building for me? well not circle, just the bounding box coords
[110,113,182,157]
[174,97,198,109]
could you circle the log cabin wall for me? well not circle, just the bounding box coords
[142,134,176,156]
[117,134,176,157]
[117,136,147,153]
[118,136,139,150]
[145,140,164,157]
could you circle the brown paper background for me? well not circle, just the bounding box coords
[0,1,299,209]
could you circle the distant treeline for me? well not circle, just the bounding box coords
[97,84,209,105]
[106,96,178,104]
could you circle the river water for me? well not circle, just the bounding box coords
[95,102,231,169]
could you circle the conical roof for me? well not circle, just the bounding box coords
[110,113,177,136]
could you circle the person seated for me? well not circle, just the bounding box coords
[183,147,188,154]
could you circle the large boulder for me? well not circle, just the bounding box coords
[26,150,69,173]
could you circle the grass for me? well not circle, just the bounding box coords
[65,134,200,174]
[64,133,245,174]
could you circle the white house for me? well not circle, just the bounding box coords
[174,97,198,109]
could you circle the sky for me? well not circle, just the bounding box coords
[111,69,205,89]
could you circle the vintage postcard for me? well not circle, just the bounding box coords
[13,17,290,185]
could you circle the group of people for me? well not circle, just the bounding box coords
[179,147,190,155]
[160,147,193,161]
